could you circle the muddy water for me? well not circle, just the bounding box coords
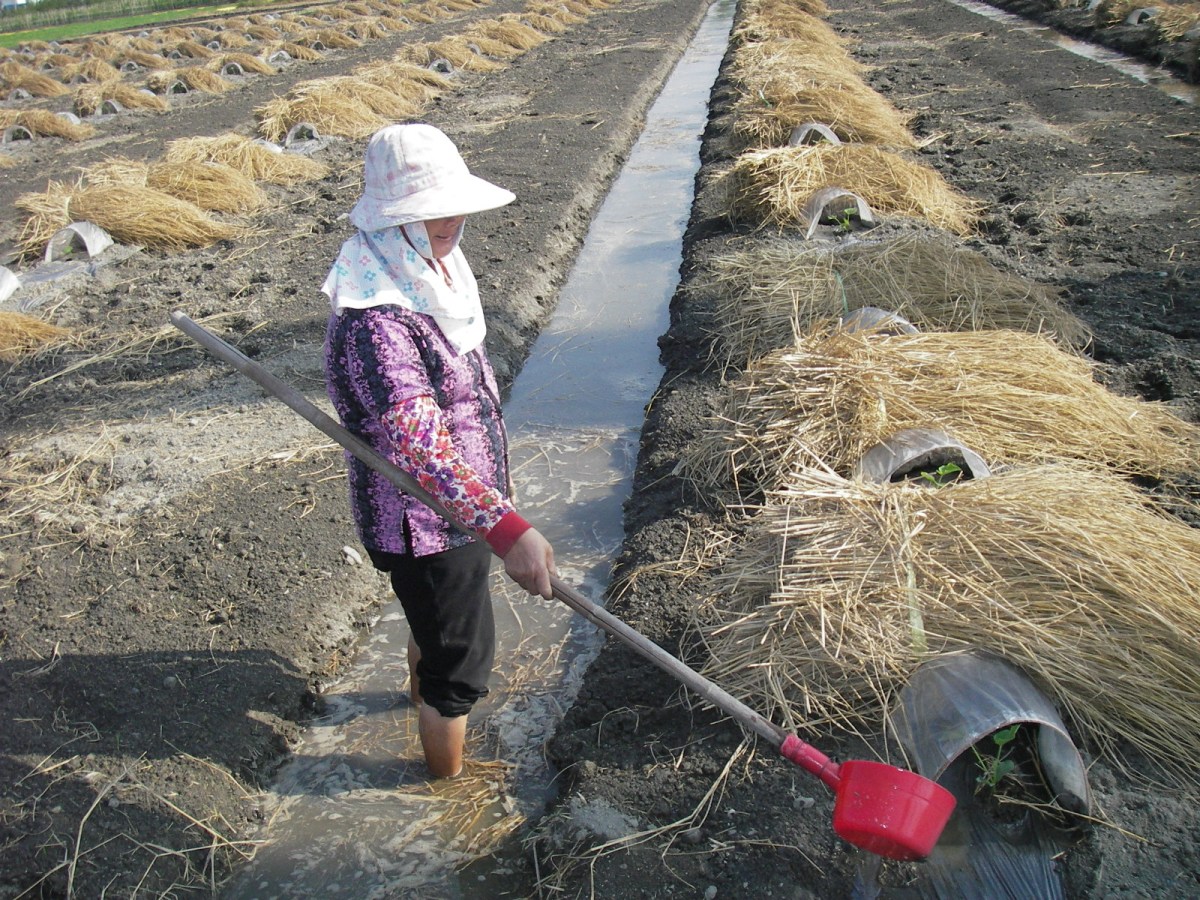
[950,0,1200,105]
[224,3,734,898]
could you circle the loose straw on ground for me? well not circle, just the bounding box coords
[689,464,1200,786]
[0,311,73,363]
[722,143,981,235]
[683,328,1200,497]
[699,234,1090,364]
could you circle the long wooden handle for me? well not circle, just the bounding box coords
[170,311,826,765]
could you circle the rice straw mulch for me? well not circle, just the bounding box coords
[683,328,1200,497]
[689,464,1200,785]
[722,143,981,235]
[1151,3,1200,40]
[145,160,269,213]
[73,82,171,116]
[404,37,509,72]
[0,311,74,363]
[0,60,71,97]
[256,87,392,142]
[163,133,329,184]
[146,66,235,94]
[726,37,913,150]
[700,234,1091,364]
[0,109,96,141]
[15,180,244,255]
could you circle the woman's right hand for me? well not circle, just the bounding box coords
[502,527,556,600]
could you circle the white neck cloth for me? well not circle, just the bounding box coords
[321,221,486,356]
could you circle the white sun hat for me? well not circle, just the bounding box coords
[349,123,516,232]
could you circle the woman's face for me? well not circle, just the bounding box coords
[424,216,466,259]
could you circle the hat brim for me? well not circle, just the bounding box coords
[350,173,515,232]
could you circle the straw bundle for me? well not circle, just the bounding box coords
[114,49,172,70]
[1093,0,1144,24]
[0,61,71,97]
[170,39,216,60]
[163,133,329,184]
[245,24,283,41]
[733,6,844,47]
[559,0,599,14]
[354,59,452,100]
[0,311,73,363]
[526,1,587,25]
[691,465,1200,784]
[123,37,161,53]
[146,160,269,213]
[408,37,508,72]
[742,0,830,24]
[521,12,571,33]
[458,32,528,59]
[723,143,980,235]
[730,68,914,150]
[259,75,423,137]
[62,58,122,83]
[319,5,359,19]
[687,328,1200,497]
[76,39,119,60]
[39,52,79,70]
[207,52,278,76]
[302,30,362,50]
[264,41,325,62]
[66,184,242,250]
[1152,3,1200,40]
[81,156,151,186]
[398,6,438,23]
[15,179,76,257]
[0,153,14,168]
[0,109,96,141]
[701,234,1090,363]
[147,66,234,94]
[213,30,253,49]
[353,18,397,39]
[376,14,415,31]
[73,82,170,116]
[472,16,554,49]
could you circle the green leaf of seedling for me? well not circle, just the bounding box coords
[993,724,1021,749]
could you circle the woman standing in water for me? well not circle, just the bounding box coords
[323,123,556,778]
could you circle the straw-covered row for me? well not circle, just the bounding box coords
[689,465,1200,785]
[721,143,981,235]
[698,234,1090,365]
[681,327,1200,498]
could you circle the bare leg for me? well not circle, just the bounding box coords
[419,704,466,778]
[407,635,422,705]
[408,637,466,777]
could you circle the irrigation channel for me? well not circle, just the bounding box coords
[224,2,735,897]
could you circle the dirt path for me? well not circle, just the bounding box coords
[1,0,1197,896]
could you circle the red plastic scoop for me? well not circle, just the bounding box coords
[780,736,956,859]
[171,312,957,860]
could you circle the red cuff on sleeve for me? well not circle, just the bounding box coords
[485,511,532,558]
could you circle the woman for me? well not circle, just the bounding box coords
[323,123,557,778]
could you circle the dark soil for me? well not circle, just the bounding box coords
[1,0,1197,897]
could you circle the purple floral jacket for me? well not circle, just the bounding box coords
[325,305,525,558]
